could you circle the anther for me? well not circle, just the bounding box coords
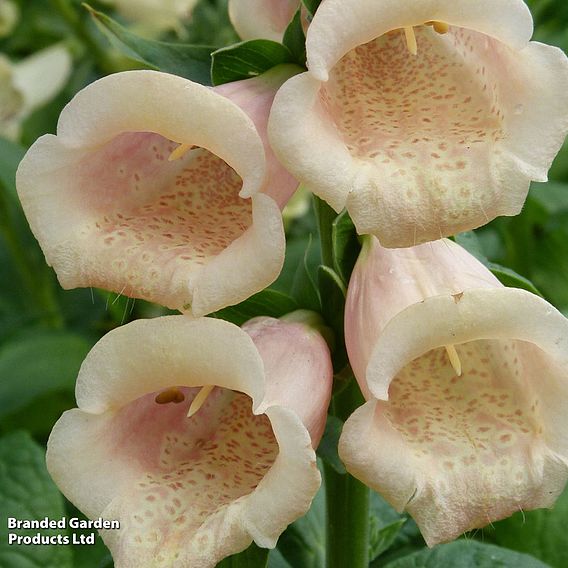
[155,387,185,404]
[403,26,418,55]
[425,20,450,34]
[445,344,463,376]
[187,385,215,418]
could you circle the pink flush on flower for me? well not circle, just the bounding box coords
[228,0,300,41]
[268,0,568,247]
[340,237,568,545]
[16,67,299,317]
[47,314,332,568]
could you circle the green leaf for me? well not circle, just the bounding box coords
[217,542,269,568]
[369,492,423,566]
[383,540,550,567]
[0,137,25,197]
[301,0,323,17]
[486,262,543,296]
[331,210,361,286]
[0,331,91,419]
[85,5,214,85]
[369,519,407,562]
[276,480,326,568]
[316,415,346,475]
[0,431,73,568]
[268,549,293,568]
[318,265,346,369]
[211,40,294,86]
[213,289,299,326]
[291,235,321,311]
[529,181,568,215]
[282,10,306,65]
[489,485,568,567]
[454,231,486,262]
[454,231,542,295]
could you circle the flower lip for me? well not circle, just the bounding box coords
[306,0,534,81]
[75,316,266,414]
[53,70,266,197]
[367,288,568,401]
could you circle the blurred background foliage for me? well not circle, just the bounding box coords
[1,0,568,567]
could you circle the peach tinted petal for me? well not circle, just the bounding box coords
[341,238,568,545]
[17,71,288,315]
[47,316,321,567]
[269,0,568,246]
[229,0,299,41]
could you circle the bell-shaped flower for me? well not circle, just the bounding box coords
[17,67,299,317]
[47,313,332,568]
[101,0,199,36]
[228,0,300,41]
[0,45,71,140]
[268,0,568,247]
[340,236,568,545]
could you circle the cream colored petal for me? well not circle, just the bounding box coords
[341,391,568,546]
[242,315,333,445]
[268,72,354,212]
[12,45,71,112]
[496,41,568,182]
[307,0,533,80]
[16,71,282,313]
[272,0,568,246]
[54,71,265,196]
[75,316,265,413]
[339,400,419,511]
[47,316,320,566]
[367,289,568,400]
[188,193,284,317]
[343,238,568,544]
[228,0,299,41]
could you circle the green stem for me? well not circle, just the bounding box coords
[313,194,369,567]
[313,195,336,268]
[324,377,370,568]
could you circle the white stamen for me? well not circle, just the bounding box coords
[168,142,194,162]
[187,385,215,418]
[445,344,462,376]
[403,26,418,56]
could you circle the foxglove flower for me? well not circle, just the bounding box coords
[340,237,568,545]
[17,67,299,316]
[47,314,332,567]
[228,0,299,41]
[0,0,18,38]
[269,0,568,247]
[0,45,71,140]
[103,0,199,35]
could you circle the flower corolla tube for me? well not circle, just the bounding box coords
[17,67,299,316]
[340,237,568,545]
[47,314,333,567]
[269,0,568,247]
